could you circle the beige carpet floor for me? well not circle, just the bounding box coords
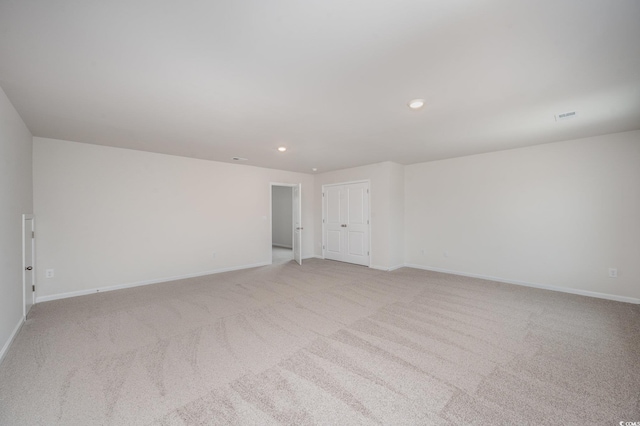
[0,259,638,425]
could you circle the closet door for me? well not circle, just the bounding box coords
[342,182,369,266]
[324,185,344,261]
[323,182,370,266]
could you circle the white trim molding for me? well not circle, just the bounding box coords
[405,264,640,304]
[370,264,405,272]
[36,261,271,303]
[0,316,25,366]
[387,264,405,272]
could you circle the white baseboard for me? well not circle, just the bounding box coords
[36,260,638,305]
[370,265,387,271]
[404,264,640,304]
[370,264,405,272]
[272,244,293,249]
[0,316,25,366]
[36,261,272,303]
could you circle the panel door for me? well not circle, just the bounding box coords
[323,182,370,266]
[23,217,35,316]
[293,184,302,265]
[324,185,344,261]
[343,182,369,266]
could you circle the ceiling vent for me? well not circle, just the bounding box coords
[555,111,576,121]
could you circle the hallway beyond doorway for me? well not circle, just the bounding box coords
[272,246,293,264]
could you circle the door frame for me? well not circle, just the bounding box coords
[321,180,372,267]
[270,183,300,264]
[22,214,35,317]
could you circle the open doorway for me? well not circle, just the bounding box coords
[271,185,294,264]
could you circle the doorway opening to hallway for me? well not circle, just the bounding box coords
[271,183,302,265]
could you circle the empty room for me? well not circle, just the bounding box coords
[1,1,639,425]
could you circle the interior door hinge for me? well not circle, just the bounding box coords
[32,285,35,292]
[322,219,325,223]
[367,251,370,256]
[367,219,369,224]
[32,231,34,238]
[322,245,325,250]
[322,193,325,197]
[367,189,369,194]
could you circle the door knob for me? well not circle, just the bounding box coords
[25,266,33,271]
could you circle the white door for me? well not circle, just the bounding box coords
[292,183,302,265]
[324,185,344,261]
[342,182,369,265]
[23,215,35,317]
[323,182,370,266]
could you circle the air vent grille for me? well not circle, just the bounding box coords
[555,111,576,121]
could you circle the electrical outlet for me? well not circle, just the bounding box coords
[608,268,618,278]
[45,269,54,278]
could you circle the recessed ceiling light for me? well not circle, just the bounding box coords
[232,157,248,161]
[408,99,425,109]
[278,146,287,152]
[312,168,318,172]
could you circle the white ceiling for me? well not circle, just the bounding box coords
[1,0,639,173]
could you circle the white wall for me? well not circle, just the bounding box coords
[387,162,405,269]
[33,138,314,299]
[0,87,33,360]
[25,130,640,305]
[314,161,405,270]
[405,130,640,301]
[271,186,293,248]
